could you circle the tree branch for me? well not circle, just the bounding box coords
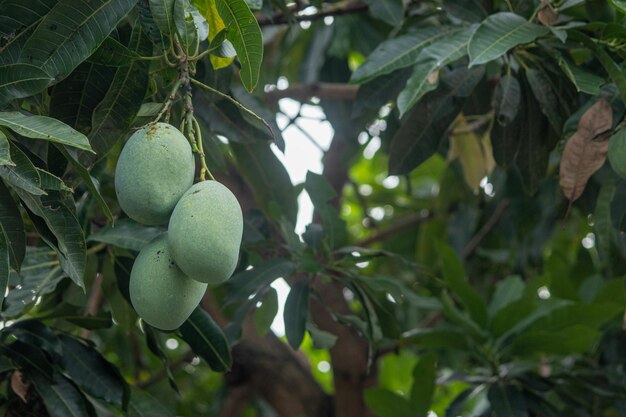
[265,83,358,103]
[355,212,434,247]
[462,199,510,260]
[257,1,369,26]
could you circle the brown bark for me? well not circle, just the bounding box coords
[265,83,358,103]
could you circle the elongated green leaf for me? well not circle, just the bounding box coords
[437,242,487,327]
[128,387,173,417]
[352,68,411,119]
[487,383,528,417]
[60,335,127,407]
[20,0,137,80]
[85,24,151,161]
[0,64,53,106]
[0,225,9,306]
[284,280,310,349]
[55,145,113,222]
[175,0,199,55]
[397,26,475,116]
[88,36,141,66]
[526,66,563,133]
[16,190,85,289]
[215,0,263,91]
[351,26,459,84]
[88,219,164,251]
[0,112,92,151]
[226,258,295,303]
[558,56,604,95]
[49,62,116,134]
[179,307,232,372]
[494,74,521,126]
[31,372,90,417]
[1,341,53,379]
[389,65,484,174]
[442,0,487,22]
[0,181,25,271]
[364,0,404,26]
[0,0,57,65]
[3,320,62,356]
[510,325,600,355]
[36,169,71,192]
[199,98,273,143]
[610,0,626,13]
[0,131,10,165]
[149,0,176,39]
[594,178,615,262]
[254,287,278,335]
[364,389,412,417]
[409,353,437,416]
[468,12,549,66]
[0,144,45,195]
[230,142,297,223]
[138,0,169,50]
[488,276,524,317]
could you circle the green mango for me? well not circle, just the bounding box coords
[168,180,243,284]
[115,123,194,225]
[608,128,626,178]
[129,234,207,330]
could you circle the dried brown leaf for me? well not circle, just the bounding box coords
[10,371,28,403]
[538,0,559,26]
[559,98,613,202]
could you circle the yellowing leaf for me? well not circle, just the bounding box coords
[448,115,495,192]
[559,98,613,202]
[193,0,234,69]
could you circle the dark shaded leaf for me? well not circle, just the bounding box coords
[0,64,52,106]
[442,0,487,22]
[494,74,521,126]
[410,352,437,416]
[0,180,25,271]
[88,36,141,66]
[59,335,127,407]
[88,219,164,251]
[1,341,53,379]
[149,0,176,39]
[284,280,310,349]
[364,388,412,417]
[226,258,295,303]
[180,307,232,372]
[526,66,563,133]
[20,0,137,81]
[31,372,90,417]
[389,65,484,175]
[488,383,528,417]
[5,319,62,356]
[0,112,92,151]
[0,144,45,195]
[128,387,173,417]
[363,0,404,26]
[352,68,411,120]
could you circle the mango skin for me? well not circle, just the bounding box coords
[168,181,243,284]
[129,234,207,330]
[115,123,194,225]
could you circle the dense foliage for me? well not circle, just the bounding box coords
[0,0,625,416]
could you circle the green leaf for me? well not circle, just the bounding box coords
[36,169,71,192]
[437,242,487,327]
[138,0,170,51]
[1,341,53,379]
[397,26,476,116]
[149,0,176,39]
[180,307,232,372]
[442,0,487,22]
[0,112,92,152]
[85,24,151,161]
[402,328,470,350]
[409,352,437,416]
[174,0,199,55]
[363,0,404,26]
[0,226,7,305]
[388,65,484,174]
[31,372,90,417]
[610,0,626,13]
[20,0,137,80]
[59,335,127,407]
[526,66,563,133]
[558,56,605,96]
[608,127,626,178]
[284,280,310,349]
[226,258,295,303]
[510,325,601,355]
[88,36,142,66]
[128,387,173,417]
[142,325,179,393]
[88,219,164,251]
[16,190,85,289]
[253,287,278,336]
[352,68,411,119]
[0,144,46,195]
[594,178,615,262]
[0,64,53,106]
[43,303,113,329]
[468,12,549,66]
[199,98,273,143]
[494,73,521,126]
[49,62,116,134]
[487,383,528,417]
[0,130,10,166]
[364,388,412,417]
[215,0,263,91]
[351,26,460,84]
[0,181,25,271]
[55,145,113,222]
[3,320,62,356]
[230,142,298,223]
[488,275,524,317]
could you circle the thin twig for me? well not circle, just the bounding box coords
[257,1,369,26]
[265,82,359,103]
[462,200,511,260]
[355,212,434,247]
